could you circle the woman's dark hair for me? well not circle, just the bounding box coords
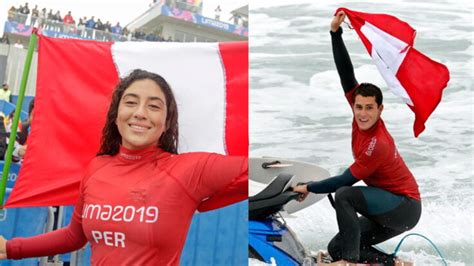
[97,69,179,156]
[353,83,383,106]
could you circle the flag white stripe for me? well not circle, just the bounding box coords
[111,42,226,154]
[361,22,414,106]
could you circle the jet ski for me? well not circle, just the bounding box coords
[249,158,420,266]
[249,158,330,265]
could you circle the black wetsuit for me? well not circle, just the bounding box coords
[303,27,421,265]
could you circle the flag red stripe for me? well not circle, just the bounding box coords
[338,8,415,48]
[6,36,119,207]
[396,48,449,137]
[219,42,248,156]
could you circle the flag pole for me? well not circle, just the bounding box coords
[0,30,38,207]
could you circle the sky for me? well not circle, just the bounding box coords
[0,0,247,36]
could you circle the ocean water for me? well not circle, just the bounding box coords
[249,0,473,265]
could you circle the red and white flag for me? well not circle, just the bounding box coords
[5,36,247,208]
[338,8,450,137]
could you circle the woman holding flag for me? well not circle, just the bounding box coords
[0,69,247,265]
[293,11,422,265]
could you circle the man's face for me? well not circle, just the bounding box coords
[353,95,383,131]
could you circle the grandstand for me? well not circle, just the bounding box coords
[125,2,248,42]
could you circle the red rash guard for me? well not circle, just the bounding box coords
[346,89,420,200]
[7,146,248,265]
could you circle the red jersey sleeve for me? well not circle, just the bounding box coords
[349,137,388,180]
[6,215,87,259]
[344,86,358,107]
[6,157,109,259]
[195,154,248,212]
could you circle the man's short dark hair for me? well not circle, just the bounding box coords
[353,83,383,106]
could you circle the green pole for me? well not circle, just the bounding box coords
[0,32,37,207]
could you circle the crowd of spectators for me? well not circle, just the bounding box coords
[214,5,247,27]
[155,0,247,26]
[3,2,246,45]
[0,83,31,162]
[163,0,200,14]
[5,2,171,42]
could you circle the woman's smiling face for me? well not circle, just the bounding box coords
[116,79,167,150]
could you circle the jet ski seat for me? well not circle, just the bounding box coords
[249,173,301,220]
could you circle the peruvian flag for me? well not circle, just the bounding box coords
[338,8,450,137]
[5,35,247,207]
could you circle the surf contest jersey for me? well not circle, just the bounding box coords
[7,145,248,265]
[345,88,420,201]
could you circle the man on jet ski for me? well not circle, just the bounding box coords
[293,11,422,266]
